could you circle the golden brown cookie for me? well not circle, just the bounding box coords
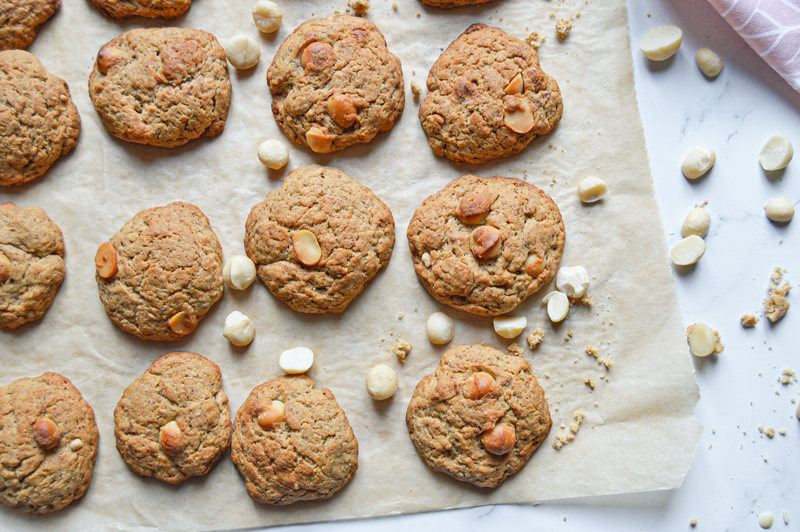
[244,165,395,313]
[0,372,99,514]
[406,344,551,488]
[0,0,60,50]
[95,202,224,341]
[0,50,80,187]
[87,0,191,21]
[114,352,231,484]
[231,375,358,505]
[407,174,564,316]
[88,27,231,148]
[0,202,65,329]
[419,24,562,164]
[267,14,404,153]
[420,0,496,7]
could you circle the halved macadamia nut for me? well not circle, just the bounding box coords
[168,311,194,335]
[503,98,535,134]
[640,25,682,61]
[504,73,524,95]
[306,127,334,153]
[292,230,322,266]
[257,400,285,429]
[457,190,497,224]
[470,226,502,259]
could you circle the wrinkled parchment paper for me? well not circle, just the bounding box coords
[0,0,701,529]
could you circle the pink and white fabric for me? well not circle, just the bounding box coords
[708,0,800,91]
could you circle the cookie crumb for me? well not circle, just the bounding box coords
[555,19,573,41]
[398,311,404,319]
[564,330,573,341]
[584,377,595,389]
[741,314,758,327]
[507,343,524,356]
[690,518,698,527]
[392,2,397,9]
[391,338,412,362]
[764,267,791,322]
[585,344,599,357]
[526,328,545,350]
[780,368,796,384]
[416,11,420,17]
[525,31,546,49]
[410,80,422,99]
[348,0,369,16]
[765,427,775,438]
[580,293,594,306]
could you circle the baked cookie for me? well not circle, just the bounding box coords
[267,14,404,153]
[420,0,496,8]
[95,202,224,341]
[114,352,231,484]
[407,174,564,316]
[244,165,394,313]
[231,375,358,505]
[0,372,99,514]
[0,203,65,329]
[0,50,80,186]
[419,24,562,164]
[88,27,230,148]
[0,0,60,50]
[88,0,191,21]
[406,344,551,488]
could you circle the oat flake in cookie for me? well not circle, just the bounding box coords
[88,0,191,21]
[114,352,231,484]
[419,24,562,164]
[0,373,99,514]
[0,50,80,186]
[0,0,59,50]
[95,202,224,341]
[267,14,404,153]
[231,375,358,505]
[406,344,551,488]
[0,203,66,329]
[88,27,231,148]
[244,165,395,313]
[407,174,564,316]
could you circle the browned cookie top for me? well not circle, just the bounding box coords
[406,344,551,488]
[95,202,224,341]
[407,174,564,316]
[231,375,358,505]
[420,0,496,8]
[267,14,404,154]
[88,0,191,21]
[244,165,395,313]
[419,24,562,164]
[88,27,230,148]
[0,202,65,329]
[114,352,231,484]
[0,0,60,50]
[0,372,99,514]
[0,50,80,187]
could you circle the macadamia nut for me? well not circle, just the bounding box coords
[556,266,590,298]
[687,323,715,357]
[257,139,289,170]
[641,25,682,61]
[493,316,527,338]
[223,255,257,290]
[279,347,314,374]
[366,364,398,400]
[759,135,793,171]
[225,35,261,70]
[253,0,282,33]
[681,207,710,238]
[681,147,716,179]
[223,311,255,346]
[426,312,454,344]
[765,197,794,223]
[543,291,569,322]
[696,48,723,77]
[578,177,608,203]
[670,235,705,266]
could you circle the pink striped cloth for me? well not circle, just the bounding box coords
[708,0,800,91]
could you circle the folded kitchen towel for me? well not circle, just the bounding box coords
[708,0,800,91]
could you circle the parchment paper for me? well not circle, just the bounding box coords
[0,0,702,530]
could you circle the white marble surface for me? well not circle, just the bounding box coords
[251,0,800,530]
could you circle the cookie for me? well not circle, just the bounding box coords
[0,0,60,50]
[419,24,562,164]
[0,372,99,514]
[231,375,358,505]
[88,0,191,21]
[267,14,404,153]
[88,27,231,148]
[0,50,80,186]
[114,352,231,484]
[419,0,495,8]
[95,202,224,341]
[406,344,551,488]
[0,203,65,329]
[244,165,394,313]
[407,174,564,316]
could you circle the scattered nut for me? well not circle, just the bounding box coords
[759,135,793,171]
[457,190,496,224]
[640,25,682,61]
[279,347,314,374]
[543,291,569,322]
[0,253,10,283]
[33,418,60,450]
[327,93,358,128]
[681,146,716,179]
[504,73,524,95]
[257,400,285,429]
[95,242,118,279]
[292,230,322,266]
[759,511,774,529]
[223,255,257,290]
[225,35,261,70]
[577,176,608,203]
[301,42,335,72]
[257,139,289,170]
[426,312,455,344]
[503,98,535,134]
[159,421,186,454]
[681,207,710,238]
[253,0,282,33]
[556,266,590,298]
[493,316,527,338]
[69,438,83,451]
[670,235,705,266]
[305,127,334,153]
[765,197,794,223]
[481,423,516,455]
[687,322,716,357]
[696,47,723,77]
[366,364,398,400]
[223,311,255,346]
[470,226,502,259]
[463,371,495,399]
[168,311,194,335]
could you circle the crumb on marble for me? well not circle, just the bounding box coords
[764,267,791,322]
[741,314,758,328]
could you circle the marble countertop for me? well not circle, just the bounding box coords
[255,1,800,530]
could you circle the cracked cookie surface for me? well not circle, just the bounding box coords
[419,24,562,164]
[0,372,98,514]
[406,344,551,488]
[231,375,358,505]
[114,352,231,484]
[267,14,404,153]
[88,0,191,21]
[88,27,230,148]
[407,174,564,316]
[96,202,224,341]
[244,165,394,313]
[0,50,80,186]
[0,0,60,50]
[0,202,65,329]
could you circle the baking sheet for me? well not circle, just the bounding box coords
[0,0,702,530]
